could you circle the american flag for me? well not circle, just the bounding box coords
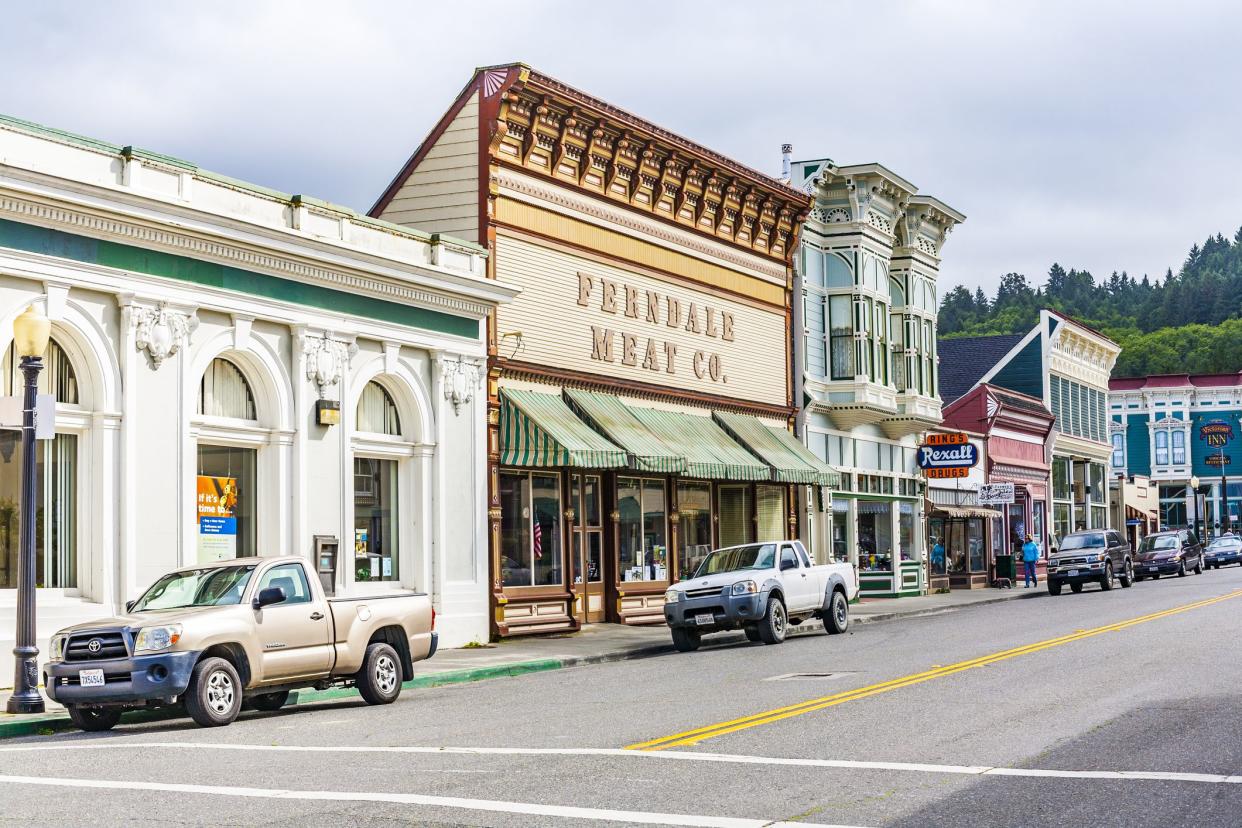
[533,520,543,560]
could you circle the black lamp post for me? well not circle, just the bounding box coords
[1220,443,1231,535]
[6,305,49,714]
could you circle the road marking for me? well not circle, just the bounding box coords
[5,742,1242,786]
[0,773,868,828]
[627,588,1242,751]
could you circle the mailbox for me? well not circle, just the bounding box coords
[313,534,339,596]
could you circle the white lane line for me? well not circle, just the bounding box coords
[3,741,1241,785]
[0,773,868,828]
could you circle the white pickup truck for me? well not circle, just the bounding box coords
[44,556,436,731]
[662,540,858,651]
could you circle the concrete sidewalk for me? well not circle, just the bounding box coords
[0,585,1040,738]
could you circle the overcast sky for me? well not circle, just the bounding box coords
[5,1,1240,295]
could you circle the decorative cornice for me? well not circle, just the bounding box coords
[0,193,496,319]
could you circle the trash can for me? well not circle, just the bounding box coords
[995,553,1016,583]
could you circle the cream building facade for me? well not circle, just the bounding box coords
[0,114,516,657]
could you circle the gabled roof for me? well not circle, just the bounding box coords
[937,334,1025,404]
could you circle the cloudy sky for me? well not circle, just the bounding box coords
[5,1,1240,295]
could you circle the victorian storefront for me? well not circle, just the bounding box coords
[0,114,513,651]
[371,65,834,635]
[920,428,1000,592]
[788,156,964,598]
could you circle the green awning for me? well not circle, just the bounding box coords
[500,389,627,468]
[563,389,686,474]
[713,411,840,486]
[625,406,769,481]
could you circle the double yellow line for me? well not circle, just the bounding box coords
[627,588,1242,751]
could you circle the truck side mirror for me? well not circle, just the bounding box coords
[125,600,135,613]
[780,558,798,571]
[253,586,287,610]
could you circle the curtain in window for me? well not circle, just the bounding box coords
[198,358,256,420]
[829,296,853,380]
[357,381,402,435]
[718,485,752,548]
[3,339,78,404]
[755,485,786,541]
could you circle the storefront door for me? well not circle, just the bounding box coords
[570,474,605,623]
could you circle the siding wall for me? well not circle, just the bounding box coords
[377,92,480,242]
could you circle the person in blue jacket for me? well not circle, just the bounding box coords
[1021,534,1041,588]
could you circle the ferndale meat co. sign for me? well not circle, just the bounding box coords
[917,432,980,479]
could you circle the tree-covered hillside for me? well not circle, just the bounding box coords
[938,229,1242,377]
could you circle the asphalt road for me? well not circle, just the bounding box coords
[3,566,1242,827]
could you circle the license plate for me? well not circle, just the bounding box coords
[694,613,714,626]
[1149,566,1158,572]
[1067,570,1078,577]
[78,669,104,687]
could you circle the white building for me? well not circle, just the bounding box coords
[0,113,516,659]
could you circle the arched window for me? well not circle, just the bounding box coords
[2,338,78,404]
[357,381,401,435]
[198,358,256,420]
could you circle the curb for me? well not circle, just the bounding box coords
[0,589,1039,739]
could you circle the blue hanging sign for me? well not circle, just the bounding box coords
[918,440,979,479]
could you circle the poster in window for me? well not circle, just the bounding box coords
[197,475,238,563]
[355,527,369,559]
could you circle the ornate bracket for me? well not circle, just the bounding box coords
[133,304,198,369]
[303,334,357,400]
[438,354,485,415]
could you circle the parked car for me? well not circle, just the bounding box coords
[663,540,858,651]
[1047,530,1133,595]
[1133,530,1204,580]
[1204,534,1242,569]
[45,556,436,731]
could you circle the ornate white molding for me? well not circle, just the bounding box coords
[132,304,198,369]
[437,354,485,415]
[302,333,357,400]
[0,194,494,320]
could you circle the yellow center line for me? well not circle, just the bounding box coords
[626,588,1242,751]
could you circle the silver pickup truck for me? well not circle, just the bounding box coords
[44,556,436,731]
[663,540,859,651]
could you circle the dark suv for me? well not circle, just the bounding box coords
[1047,530,1133,595]
[1134,530,1204,580]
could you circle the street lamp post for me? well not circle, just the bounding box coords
[6,305,49,714]
[1187,476,1200,536]
[1220,443,1231,535]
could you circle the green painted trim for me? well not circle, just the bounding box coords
[0,218,478,339]
[831,492,919,502]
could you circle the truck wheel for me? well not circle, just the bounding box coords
[825,590,849,635]
[1120,560,1134,588]
[671,627,702,652]
[357,642,403,705]
[1100,562,1114,591]
[1048,581,1062,596]
[66,705,121,732]
[250,690,290,712]
[743,625,761,643]
[1070,582,1083,594]
[184,656,242,727]
[758,596,787,645]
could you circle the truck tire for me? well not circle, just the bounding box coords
[356,642,403,705]
[757,596,787,645]
[66,705,121,732]
[184,656,242,727]
[743,625,761,643]
[1048,581,1062,596]
[1120,560,1134,588]
[1100,561,1114,591]
[671,627,701,652]
[250,690,290,712]
[825,590,849,635]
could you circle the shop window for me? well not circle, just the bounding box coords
[618,477,667,582]
[1052,456,1070,501]
[1053,503,1071,546]
[831,498,849,562]
[499,471,562,588]
[196,444,257,561]
[357,381,401,435]
[676,481,712,579]
[756,485,786,541]
[2,338,78,404]
[718,485,752,548]
[991,516,1005,562]
[929,517,946,575]
[198,358,256,420]
[857,500,893,572]
[354,457,398,582]
[1007,503,1027,556]
[898,502,915,562]
[0,432,77,588]
[967,519,985,571]
[1033,501,1046,551]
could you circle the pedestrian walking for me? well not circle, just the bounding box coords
[1021,533,1041,588]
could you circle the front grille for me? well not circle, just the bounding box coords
[685,586,724,599]
[65,631,127,662]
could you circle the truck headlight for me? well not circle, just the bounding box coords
[134,624,182,653]
[1048,558,1058,568]
[1095,552,1108,562]
[49,634,68,661]
[664,589,682,604]
[731,580,758,596]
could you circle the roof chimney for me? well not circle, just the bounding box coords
[781,144,792,181]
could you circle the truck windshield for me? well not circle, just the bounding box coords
[692,544,777,577]
[1059,533,1105,550]
[131,565,257,611]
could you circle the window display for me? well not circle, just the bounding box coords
[618,477,667,582]
[676,482,712,580]
[857,500,893,572]
[898,502,915,561]
[196,444,256,561]
[500,471,562,587]
[929,517,946,576]
[354,457,398,581]
[832,499,849,562]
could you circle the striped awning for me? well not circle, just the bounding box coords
[625,406,770,481]
[713,411,840,486]
[563,389,686,474]
[499,389,627,468]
